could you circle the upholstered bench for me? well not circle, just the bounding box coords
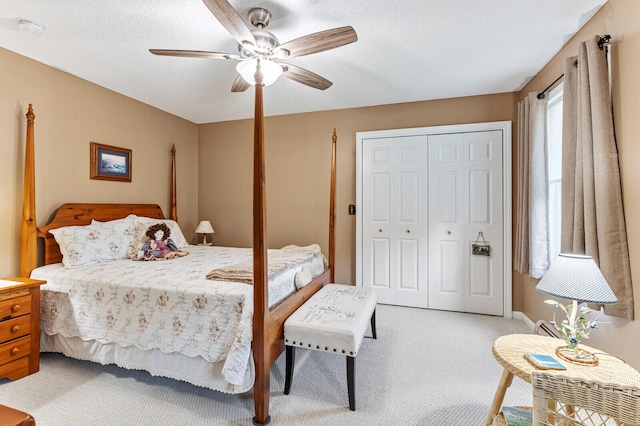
[283,284,377,411]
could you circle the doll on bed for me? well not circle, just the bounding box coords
[135,223,189,261]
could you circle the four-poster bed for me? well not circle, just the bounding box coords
[19,103,337,424]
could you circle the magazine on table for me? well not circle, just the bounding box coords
[524,353,566,370]
[501,406,532,426]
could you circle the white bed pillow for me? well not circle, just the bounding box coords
[128,216,189,258]
[50,217,137,267]
[91,214,140,259]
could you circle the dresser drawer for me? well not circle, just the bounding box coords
[0,355,29,380]
[0,315,31,342]
[0,295,31,320]
[0,336,30,366]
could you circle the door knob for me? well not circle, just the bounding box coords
[406,230,410,233]
[446,230,451,235]
[378,229,382,233]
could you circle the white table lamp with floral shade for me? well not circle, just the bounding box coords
[535,253,618,366]
[195,220,215,246]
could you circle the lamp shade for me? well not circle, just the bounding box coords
[535,253,618,304]
[236,58,283,87]
[195,220,214,234]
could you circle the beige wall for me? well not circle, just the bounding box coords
[1,47,200,276]
[198,93,516,285]
[516,0,640,368]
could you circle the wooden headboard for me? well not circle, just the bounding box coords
[36,203,165,265]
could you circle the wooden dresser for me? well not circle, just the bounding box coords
[0,277,46,380]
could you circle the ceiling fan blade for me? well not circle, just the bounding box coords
[201,0,256,46]
[149,49,241,60]
[281,63,332,90]
[231,75,251,92]
[278,26,357,59]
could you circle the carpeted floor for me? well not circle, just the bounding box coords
[0,304,532,425]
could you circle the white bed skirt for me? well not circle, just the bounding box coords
[41,332,254,394]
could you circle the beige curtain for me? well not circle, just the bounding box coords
[562,36,633,319]
[515,93,549,278]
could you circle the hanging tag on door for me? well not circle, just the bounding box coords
[472,231,491,256]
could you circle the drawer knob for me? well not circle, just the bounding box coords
[12,304,21,312]
[11,347,19,355]
[11,325,20,333]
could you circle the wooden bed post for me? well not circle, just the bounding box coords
[329,129,337,282]
[170,143,178,221]
[20,104,37,278]
[252,62,270,426]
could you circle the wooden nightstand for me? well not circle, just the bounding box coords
[0,277,46,380]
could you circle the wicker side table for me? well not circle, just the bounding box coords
[485,333,640,426]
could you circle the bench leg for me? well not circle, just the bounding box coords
[284,346,295,395]
[371,309,377,339]
[347,356,356,411]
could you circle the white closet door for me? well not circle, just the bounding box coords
[362,135,428,308]
[428,131,504,315]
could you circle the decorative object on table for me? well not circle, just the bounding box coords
[535,253,618,366]
[472,231,491,256]
[195,220,215,246]
[90,142,132,182]
[523,353,566,370]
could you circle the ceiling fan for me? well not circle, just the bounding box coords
[150,0,358,92]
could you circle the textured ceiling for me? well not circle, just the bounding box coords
[1,0,607,124]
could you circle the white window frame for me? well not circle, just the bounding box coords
[547,84,563,261]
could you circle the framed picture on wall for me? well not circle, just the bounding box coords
[90,142,132,182]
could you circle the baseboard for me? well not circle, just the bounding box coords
[511,311,535,331]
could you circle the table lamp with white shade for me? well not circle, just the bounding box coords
[535,253,618,366]
[195,220,215,246]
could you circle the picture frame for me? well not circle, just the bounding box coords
[90,142,132,182]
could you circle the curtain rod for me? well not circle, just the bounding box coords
[536,34,611,99]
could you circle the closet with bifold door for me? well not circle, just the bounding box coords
[355,121,512,317]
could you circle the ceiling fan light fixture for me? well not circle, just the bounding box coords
[236,58,283,87]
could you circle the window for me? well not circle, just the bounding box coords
[547,84,563,260]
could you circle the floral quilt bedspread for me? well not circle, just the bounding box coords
[30,245,326,387]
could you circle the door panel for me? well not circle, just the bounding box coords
[398,238,418,290]
[428,131,503,316]
[429,134,466,310]
[362,135,428,308]
[469,170,491,223]
[371,174,390,222]
[465,131,503,315]
[372,238,390,288]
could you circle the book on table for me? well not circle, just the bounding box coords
[501,406,532,426]
[523,353,566,370]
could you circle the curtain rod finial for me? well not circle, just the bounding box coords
[598,34,611,50]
